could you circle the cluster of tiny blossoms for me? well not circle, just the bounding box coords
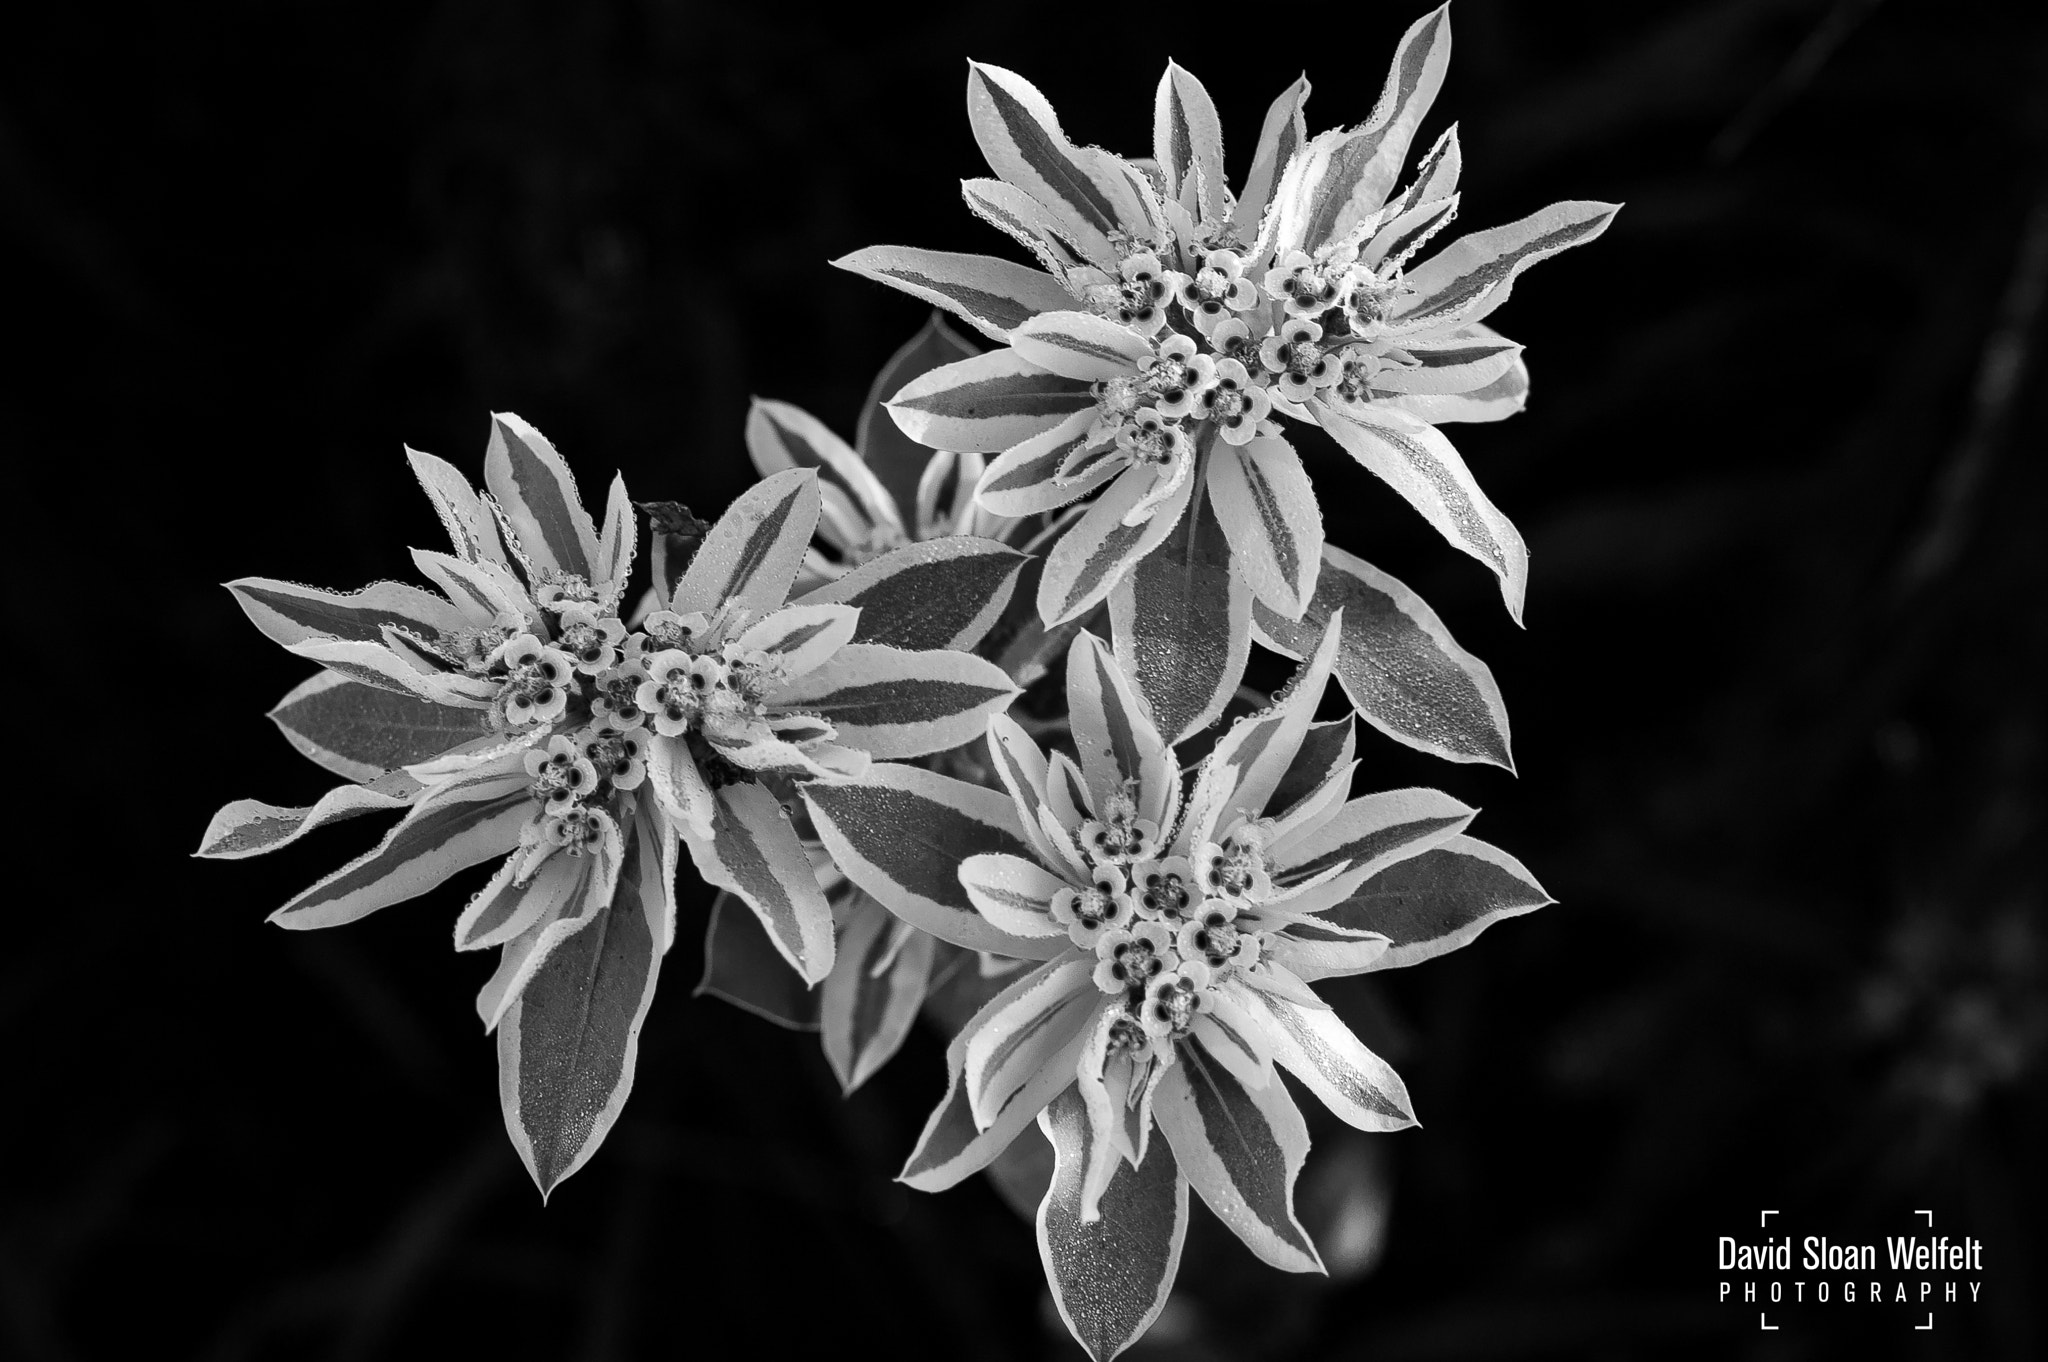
[456,587,796,874]
[1050,779,1279,1073]
[1072,230,1428,472]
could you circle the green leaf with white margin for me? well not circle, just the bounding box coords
[484,412,600,580]
[963,955,1097,1128]
[1153,61,1226,224]
[822,893,936,1093]
[1066,632,1175,828]
[695,890,820,1030]
[267,671,496,782]
[1108,484,1247,748]
[1316,833,1552,976]
[283,636,499,708]
[1261,5,1450,258]
[227,577,470,651]
[965,62,1150,259]
[1009,310,1153,383]
[1037,459,1196,625]
[832,245,1074,344]
[900,977,1092,1192]
[746,397,902,541]
[1153,1046,1323,1274]
[497,817,663,1197]
[270,786,531,930]
[802,764,1061,960]
[974,408,1118,518]
[454,847,582,952]
[1188,616,1342,839]
[960,177,1100,278]
[1390,200,1621,334]
[796,536,1027,652]
[198,772,417,860]
[768,644,1019,760]
[1038,1084,1190,1362]
[407,445,509,567]
[683,782,834,985]
[1204,433,1323,621]
[1263,717,1356,822]
[887,348,1095,455]
[1312,401,1529,623]
[1240,984,1417,1132]
[594,472,635,608]
[1252,543,1512,769]
[672,467,821,618]
[856,313,981,516]
[1272,787,1477,893]
[1230,74,1310,241]
[1370,336,1522,397]
[959,853,1073,940]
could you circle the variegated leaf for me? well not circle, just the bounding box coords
[595,473,635,605]
[1244,985,1416,1132]
[672,467,821,617]
[270,791,529,930]
[1153,62,1226,224]
[1205,433,1322,621]
[1154,1046,1322,1274]
[1037,461,1195,625]
[1392,200,1621,333]
[1382,352,1529,425]
[833,245,1073,343]
[1372,337,1521,397]
[228,576,470,652]
[796,536,1027,652]
[959,852,1072,939]
[1320,834,1552,973]
[497,819,662,1196]
[1010,310,1153,383]
[197,772,417,860]
[901,1000,1089,1193]
[1253,544,1512,769]
[1231,75,1310,241]
[888,348,1095,454]
[1264,717,1356,821]
[455,846,585,953]
[1037,1085,1190,1362]
[484,412,599,580]
[769,644,1018,760]
[961,177,1101,278]
[266,670,496,783]
[407,445,509,566]
[974,408,1117,518]
[856,313,982,515]
[966,62,1149,257]
[1272,787,1476,892]
[284,637,498,707]
[1109,485,1249,747]
[684,782,834,985]
[964,956,1097,1128]
[695,890,821,1030]
[821,893,935,1093]
[1066,632,1174,828]
[1313,402,1528,623]
[1380,123,1462,227]
[802,764,1060,959]
[746,397,902,539]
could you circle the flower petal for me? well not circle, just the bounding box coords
[960,852,1072,939]
[407,445,510,566]
[888,348,1095,454]
[1390,200,1621,333]
[975,408,1118,518]
[768,644,1019,760]
[672,467,822,617]
[683,783,835,986]
[964,955,1097,1128]
[1272,787,1477,898]
[1205,433,1323,622]
[1066,631,1175,829]
[270,788,530,930]
[1011,310,1154,383]
[746,397,902,536]
[1241,984,1417,1131]
[1314,834,1552,975]
[1231,74,1310,242]
[734,602,862,677]
[483,412,600,580]
[227,577,470,651]
[1153,61,1227,224]
[966,61,1150,254]
[1036,462,1196,626]
[196,774,417,860]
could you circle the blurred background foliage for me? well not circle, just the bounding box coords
[4,0,2042,1357]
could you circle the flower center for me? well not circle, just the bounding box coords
[1135,868,1192,921]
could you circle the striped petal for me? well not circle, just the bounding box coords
[961,176,1102,277]
[802,764,1061,959]
[746,398,902,538]
[269,788,529,930]
[1205,433,1323,621]
[1253,543,1513,769]
[900,997,1092,1194]
[1187,615,1341,841]
[888,348,1095,454]
[1154,1037,1322,1274]
[1243,983,1416,1132]
[672,467,821,617]
[833,244,1073,343]
[1271,787,1477,905]
[1153,61,1226,224]
[407,445,510,566]
[1231,75,1310,242]
[1382,351,1529,425]
[856,314,983,516]
[1313,401,1528,623]
[227,577,470,651]
[197,774,417,860]
[966,62,1151,256]
[483,412,599,580]
[734,602,862,677]
[975,408,1118,518]
[284,637,498,708]
[266,671,494,783]
[454,845,585,952]
[1037,1084,1189,1362]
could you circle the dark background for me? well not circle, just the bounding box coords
[6,0,2043,1357]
